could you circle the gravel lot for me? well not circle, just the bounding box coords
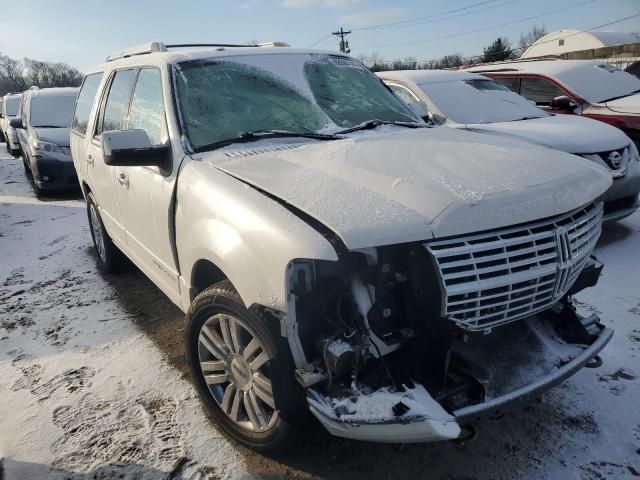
[1,145,639,479]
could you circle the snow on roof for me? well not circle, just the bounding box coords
[26,87,79,98]
[87,46,348,74]
[467,59,640,104]
[376,69,484,85]
[587,30,640,46]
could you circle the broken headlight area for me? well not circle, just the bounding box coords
[286,242,612,443]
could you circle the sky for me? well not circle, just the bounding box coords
[0,0,638,71]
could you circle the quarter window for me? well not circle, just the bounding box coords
[72,73,103,134]
[127,69,166,145]
[519,78,564,106]
[493,77,518,92]
[388,84,420,105]
[97,69,136,136]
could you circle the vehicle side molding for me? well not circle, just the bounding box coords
[102,129,171,168]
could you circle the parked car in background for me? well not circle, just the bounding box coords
[378,69,640,222]
[73,42,612,452]
[11,87,79,195]
[465,60,640,149]
[1,93,23,156]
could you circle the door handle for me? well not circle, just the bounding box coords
[117,172,129,187]
[87,154,94,165]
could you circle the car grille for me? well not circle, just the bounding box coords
[425,202,603,332]
[582,145,630,178]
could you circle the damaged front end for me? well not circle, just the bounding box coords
[284,201,613,443]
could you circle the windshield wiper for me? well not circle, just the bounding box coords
[33,125,64,128]
[601,89,640,103]
[193,129,342,153]
[336,119,426,135]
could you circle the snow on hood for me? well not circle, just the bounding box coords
[465,114,630,154]
[203,128,612,249]
[605,92,640,114]
[33,127,71,147]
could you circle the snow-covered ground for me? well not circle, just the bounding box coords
[1,145,639,479]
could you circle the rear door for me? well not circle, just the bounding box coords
[112,67,181,303]
[86,68,137,249]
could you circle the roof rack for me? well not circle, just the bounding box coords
[106,42,167,62]
[105,41,290,62]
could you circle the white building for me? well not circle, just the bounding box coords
[521,30,640,70]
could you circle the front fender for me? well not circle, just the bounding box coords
[176,160,338,312]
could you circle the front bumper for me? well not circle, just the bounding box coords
[308,312,611,443]
[307,258,612,444]
[602,156,640,221]
[32,153,79,191]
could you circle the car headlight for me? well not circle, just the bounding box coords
[30,139,63,155]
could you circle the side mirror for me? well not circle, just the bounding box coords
[0,112,4,119]
[9,117,24,129]
[408,102,430,122]
[550,95,577,111]
[102,129,170,168]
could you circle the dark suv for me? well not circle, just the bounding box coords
[12,87,80,195]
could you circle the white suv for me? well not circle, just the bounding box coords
[71,42,613,451]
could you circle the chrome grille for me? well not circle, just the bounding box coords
[426,202,603,332]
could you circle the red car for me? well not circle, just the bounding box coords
[467,60,640,148]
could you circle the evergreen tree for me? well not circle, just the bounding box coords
[482,38,513,63]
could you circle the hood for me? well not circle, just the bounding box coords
[464,114,630,154]
[33,127,71,147]
[201,127,611,249]
[605,92,640,114]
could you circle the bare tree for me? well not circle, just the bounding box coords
[0,53,82,96]
[518,24,547,52]
[0,54,28,93]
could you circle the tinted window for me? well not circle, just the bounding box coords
[464,79,510,92]
[73,73,103,134]
[520,78,564,106]
[127,69,166,145]
[493,77,518,92]
[98,69,136,135]
[31,94,77,128]
[5,97,21,116]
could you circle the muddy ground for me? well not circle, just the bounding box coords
[1,145,639,479]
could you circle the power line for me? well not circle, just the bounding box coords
[308,33,332,48]
[365,13,640,67]
[353,0,598,51]
[352,0,504,32]
[352,0,522,31]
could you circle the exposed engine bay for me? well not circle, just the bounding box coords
[285,240,612,442]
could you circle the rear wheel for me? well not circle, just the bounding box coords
[86,193,126,273]
[185,281,304,452]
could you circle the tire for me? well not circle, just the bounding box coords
[86,192,127,273]
[185,280,306,452]
[11,148,20,158]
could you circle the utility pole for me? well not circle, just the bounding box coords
[332,27,352,54]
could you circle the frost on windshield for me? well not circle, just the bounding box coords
[30,94,77,128]
[305,55,416,128]
[5,97,21,116]
[175,59,328,150]
[174,53,418,151]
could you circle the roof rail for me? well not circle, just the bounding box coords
[165,41,290,49]
[105,42,167,62]
[105,41,291,62]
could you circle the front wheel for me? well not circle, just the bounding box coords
[185,280,304,452]
[86,193,126,273]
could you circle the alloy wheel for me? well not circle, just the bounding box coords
[89,203,107,263]
[198,313,277,432]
